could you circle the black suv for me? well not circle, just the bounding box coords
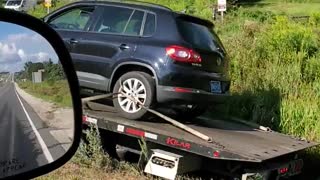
[43,1,230,120]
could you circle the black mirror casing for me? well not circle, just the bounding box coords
[0,8,82,180]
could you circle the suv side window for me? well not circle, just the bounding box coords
[123,10,144,36]
[48,6,95,31]
[143,13,156,36]
[93,6,133,34]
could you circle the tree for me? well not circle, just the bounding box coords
[24,61,44,80]
[43,59,65,81]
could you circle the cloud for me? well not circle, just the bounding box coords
[7,33,43,43]
[6,32,55,55]
[37,52,50,62]
[18,49,25,59]
[0,42,22,64]
[0,32,56,72]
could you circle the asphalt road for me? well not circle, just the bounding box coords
[0,74,66,178]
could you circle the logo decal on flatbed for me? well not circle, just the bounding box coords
[166,137,191,150]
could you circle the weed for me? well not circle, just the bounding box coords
[138,138,149,162]
[72,125,144,175]
[72,125,114,170]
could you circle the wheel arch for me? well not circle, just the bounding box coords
[108,62,158,92]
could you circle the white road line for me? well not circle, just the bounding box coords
[14,87,54,163]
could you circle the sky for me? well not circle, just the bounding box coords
[0,22,58,72]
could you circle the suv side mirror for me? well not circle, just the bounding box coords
[0,9,82,179]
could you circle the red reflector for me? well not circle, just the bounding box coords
[125,128,145,137]
[82,116,87,123]
[166,45,201,63]
[279,167,288,174]
[213,151,220,157]
[174,87,192,93]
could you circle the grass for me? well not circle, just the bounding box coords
[37,125,148,180]
[216,14,320,141]
[36,163,146,180]
[212,5,320,178]
[38,125,201,180]
[240,2,320,16]
[18,80,72,107]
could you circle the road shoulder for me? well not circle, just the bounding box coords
[14,82,74,151]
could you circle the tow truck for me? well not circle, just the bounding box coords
[81,93,318,180]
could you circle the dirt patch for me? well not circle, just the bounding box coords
[15,83,74,145]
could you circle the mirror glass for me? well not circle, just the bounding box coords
[0,22,74,178]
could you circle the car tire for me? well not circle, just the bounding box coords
[113,71,155,120]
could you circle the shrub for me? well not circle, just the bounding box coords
[237,9,276,22]
[303,55,320,82]
[18,80,72,107]
[243,20,261,38]
[72,125,142,176]
[258,16,318,60]
[309,12,320,26]
[285,0,313,2]
[221,15,320,142]
[72,125,114,170]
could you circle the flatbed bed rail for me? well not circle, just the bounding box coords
[82,101,318,163]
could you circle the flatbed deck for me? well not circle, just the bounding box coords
[83,102,318,163]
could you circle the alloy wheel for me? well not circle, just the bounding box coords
[117,78,147,113]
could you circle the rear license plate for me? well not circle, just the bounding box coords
[210,81,222,93]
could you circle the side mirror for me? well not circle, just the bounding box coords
[0,9,82,179]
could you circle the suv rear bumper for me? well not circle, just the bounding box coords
[156,85,230,104]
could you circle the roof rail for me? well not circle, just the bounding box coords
[83,0,172,11]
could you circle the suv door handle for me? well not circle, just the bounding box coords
[69,38,78,44]
[119,44,130,50]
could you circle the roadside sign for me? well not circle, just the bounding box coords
[217,0,227,12]
[44,0,51,8]
[44,0,51,14]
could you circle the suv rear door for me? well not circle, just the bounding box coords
[71,5,145,92]
[176,15,228,75]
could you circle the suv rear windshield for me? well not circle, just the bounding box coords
[176,19,225,52]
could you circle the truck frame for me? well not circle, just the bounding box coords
[81,96,318,180]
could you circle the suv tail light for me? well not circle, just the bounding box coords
[166,45,201,63]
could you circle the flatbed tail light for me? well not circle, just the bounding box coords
[213,151,220,157]
[279,167,289,174]
[82,115,97,124]
[166,45,201,63]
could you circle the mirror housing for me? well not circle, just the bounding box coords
[0,8,82,180]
